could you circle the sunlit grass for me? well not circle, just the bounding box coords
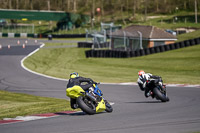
[24,43,200,85]
[0,90,73,120]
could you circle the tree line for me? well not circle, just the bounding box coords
[0,0,199,22]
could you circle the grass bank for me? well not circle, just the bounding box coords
[24,43,200,85]
[0,90,73,120]
[177,30,200,42]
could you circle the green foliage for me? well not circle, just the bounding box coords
[1,1,200,34]
[0,90,73,120]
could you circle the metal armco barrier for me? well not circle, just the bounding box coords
[85,37,200,58]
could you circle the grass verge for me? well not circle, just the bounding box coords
[24,43,200,85]
[177,30,200,42]
[0,90,73,120]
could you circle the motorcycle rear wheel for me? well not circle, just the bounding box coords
[77,96,96,115]
[153,87,169,102]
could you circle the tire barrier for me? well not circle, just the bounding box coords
[189,39,196,46]
[184,40,190,47]
[140,49,145,56]
[164,45,170,51]
[174,43,180,49]
[135,50,140,57]
[144,48,150,55]
[194,37,200,44]
[84,37,200,58]
[150,47,155,54]
[52,34,85,38]
[159,45,165,52]
[169,43,175,50]
[78,42,93,48]
[130,51,135,57]
[179,41,185,48]
[78,42,109,48]
[154,46,160,53]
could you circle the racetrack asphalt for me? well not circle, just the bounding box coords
[0,38,200,133]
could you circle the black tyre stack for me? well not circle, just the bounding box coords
[85,37,200,58]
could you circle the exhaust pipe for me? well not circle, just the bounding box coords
[85,92,96,102]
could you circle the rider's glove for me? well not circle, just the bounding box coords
[89,87,94,92]
[158,81,163,86]
[93,81,97,84]
[143,81,147,88]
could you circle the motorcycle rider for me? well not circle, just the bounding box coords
[66,72,95,109]
[137,70,162,97]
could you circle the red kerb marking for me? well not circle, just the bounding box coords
[32,113,58,117]
[59,111,77,114]
[0,120,23,124]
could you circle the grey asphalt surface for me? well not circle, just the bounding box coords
[0,38,200,133]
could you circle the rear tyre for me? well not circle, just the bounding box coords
[77,96,96,115]
[153,87,169,102]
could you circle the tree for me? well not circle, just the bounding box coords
[195,0,198,23]
[47,0,50,10]
[30,0,33,10]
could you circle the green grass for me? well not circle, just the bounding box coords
[24,43,200,85]
[177,30,200,42]
[0,90,73,120]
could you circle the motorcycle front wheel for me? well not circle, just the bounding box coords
[104,100,113,113]
[77,96,96,115]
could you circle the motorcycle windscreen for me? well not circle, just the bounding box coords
[96,99,106,113]
[66,85,85,99]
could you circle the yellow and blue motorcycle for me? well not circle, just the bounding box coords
[66,83,113,115]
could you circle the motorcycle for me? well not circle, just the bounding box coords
[66,83,113,115]
[146,79,169,102]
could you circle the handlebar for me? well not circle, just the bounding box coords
[93,82,100,85]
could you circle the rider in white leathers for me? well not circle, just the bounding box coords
[137,70,162,97]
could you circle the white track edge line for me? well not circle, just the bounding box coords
[20,43,200,88]
[20,43,68,81]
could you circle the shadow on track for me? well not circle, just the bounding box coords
[125,101,162,104]
[55,111,107,116]
[55,111,87,116]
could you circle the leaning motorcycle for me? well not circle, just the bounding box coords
[146,79,169,102]
[66,83,113,115]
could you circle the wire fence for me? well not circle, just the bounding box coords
[0,24,34,34]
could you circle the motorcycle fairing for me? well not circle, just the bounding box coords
[96,98,106,113]
[66,85,85,99]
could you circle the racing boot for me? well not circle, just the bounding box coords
[145,90,151,97]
